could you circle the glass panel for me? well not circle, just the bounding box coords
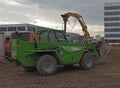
[48,31,57,42]
[17,26,25,31]
[12,32,29,41]
[28,27,35,32]
[40,32,47,41]
[8,27,16,31]
[48,31,66,42]
[55,31,66,42]
[105,6,120,10]
[0,27,7,32]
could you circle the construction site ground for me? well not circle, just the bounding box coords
[0,46,120,88]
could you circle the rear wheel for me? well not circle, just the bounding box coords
[80,52,95,70]
[36,55,57,76]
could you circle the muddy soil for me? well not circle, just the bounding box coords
[0,46,120,88]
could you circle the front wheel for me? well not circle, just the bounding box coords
[36,55,57,76]
[80,52,95,70]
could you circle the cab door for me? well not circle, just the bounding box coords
[48,30,80,64]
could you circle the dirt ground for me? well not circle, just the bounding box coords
[0,46,120,88]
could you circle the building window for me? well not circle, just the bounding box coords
[104,17,120,21]
[105,23,120,27]
[8,27,16,31]
[28,27,35,32]
[108,40,120,43]
[104,11,120,16]
[105,34,120,37]
[0,27,7,32]
[104,6,120,10]
[17,26,25,31]
[105,28,120,32]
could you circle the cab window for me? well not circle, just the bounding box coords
[48,31,66,42]
[40,32,47,41]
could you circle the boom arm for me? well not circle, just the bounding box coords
[61,12,90,40]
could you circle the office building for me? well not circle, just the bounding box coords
[104,2,120,44]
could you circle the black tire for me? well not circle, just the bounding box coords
[23,67,36,72]
[80,52,95,70]
[36,55,57,76]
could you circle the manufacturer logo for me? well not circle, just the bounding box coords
[72,47,79,51]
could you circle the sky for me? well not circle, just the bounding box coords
[0,0,119,36]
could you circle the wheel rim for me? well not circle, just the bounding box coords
[45,63,49,68]
[85,59,93,67]
[43,62,54,72]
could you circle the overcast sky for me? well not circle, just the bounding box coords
[0,0,119,36]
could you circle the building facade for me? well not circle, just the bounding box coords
[0,23,51,38]
[104,2,120,44]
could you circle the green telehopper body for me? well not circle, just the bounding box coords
[11,29,100,75]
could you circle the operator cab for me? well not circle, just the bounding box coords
[39,29,68,42]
